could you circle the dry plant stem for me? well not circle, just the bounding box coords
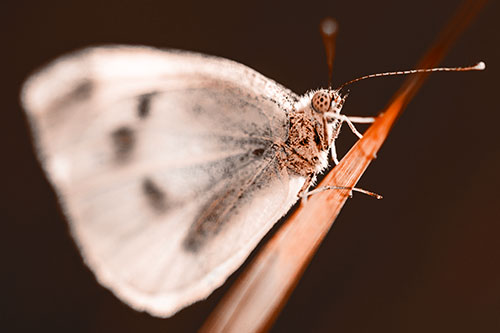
[200,0,487,332]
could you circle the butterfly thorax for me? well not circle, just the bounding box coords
[281,106,332,177]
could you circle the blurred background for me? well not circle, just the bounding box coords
[2,0,499,332]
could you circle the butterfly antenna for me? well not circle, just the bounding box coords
[336,61,486,91]
[320,17,338,88]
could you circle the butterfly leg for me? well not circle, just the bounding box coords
[326,113,375,139]
[330,142,340,165]
[347,116,376,124]
[343,115,377,139]
[298,173,315,203]
[340,115,363,139]
[302,185,382,203]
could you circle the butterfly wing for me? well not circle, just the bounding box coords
[21,46,307,316]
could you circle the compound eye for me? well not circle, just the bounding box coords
[311,91,332,113]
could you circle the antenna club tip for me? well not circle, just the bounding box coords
[475,61,486,70]
[320,17,338,35]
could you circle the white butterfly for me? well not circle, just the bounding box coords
[21,45,361,316]
[24,45,480,317]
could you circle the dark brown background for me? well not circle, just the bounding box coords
[2,0,499,332]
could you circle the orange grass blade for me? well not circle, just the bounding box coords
[201,0,487,331]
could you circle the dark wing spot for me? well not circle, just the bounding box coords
[192,104,203,114]
[69,79,93,101]
[111,126,135,161]
[252,148,265,157]
[53,79,93,110]
[137,93,156,119]
[142,177,168,213]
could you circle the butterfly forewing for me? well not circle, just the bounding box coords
[22,46,307,316]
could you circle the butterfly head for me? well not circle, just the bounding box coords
[307,88,349,157]
[311,89,347,116]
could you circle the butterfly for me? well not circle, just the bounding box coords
[21,45,483,317]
